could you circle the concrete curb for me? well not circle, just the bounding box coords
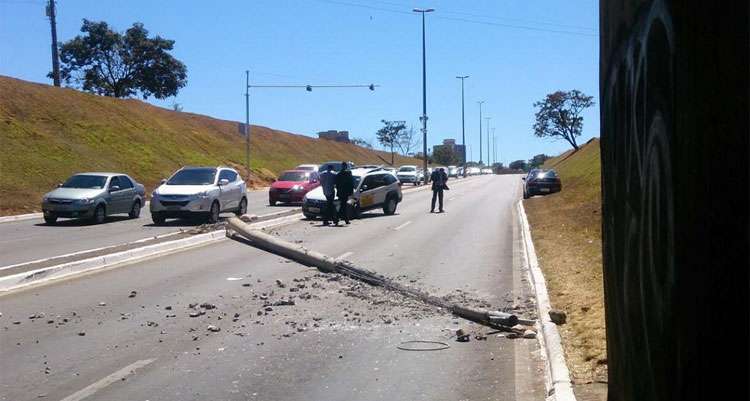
[0,201,154,224]
[517,200,576,401]
[0,212,43,224]
[0,212,304,294]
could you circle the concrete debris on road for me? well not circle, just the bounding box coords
[128,291,137,298]
[548,309,567,325]
[207,325,221,332]
[523,329,537,339]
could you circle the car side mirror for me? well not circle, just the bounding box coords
[57,183,63,188]
[110,185,120,192]
[218,178,230,186]
[361,185,368,191]
[160,179,167,185]
[521,177,526,181]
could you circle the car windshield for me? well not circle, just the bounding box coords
[398,167,415,172]
[62,175,108,189]
[167,168,217,185]
[279,172,308,181]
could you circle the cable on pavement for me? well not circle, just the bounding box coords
[397,340,451,351]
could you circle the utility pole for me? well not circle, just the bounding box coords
[485,116,491,167]
[244,70,250,176]
[414,8,434,184]
[477,100,484,165]
[456,75,469,176]
[46,0,60,86]
[492,128,497,167]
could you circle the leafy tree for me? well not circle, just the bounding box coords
[375,120,406,164]
[533,90,594,150]
[351,137,373,149]
[527,154,550,169]
[509,159,527,171]
[432,145,459,166]
[56,19,187,99]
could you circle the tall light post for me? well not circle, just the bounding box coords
[456,75,469,176]
[492,127,497,167]
[477,100,485,165]
[485,116,491,167]
[414,8,434,184]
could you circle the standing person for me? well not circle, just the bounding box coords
[319,165,339,226]
[335,162,354,224]
[430,167,449,213]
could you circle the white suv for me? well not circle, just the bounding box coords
[302,168,403,220]
[150,166,247,224]
[396,165,421,185]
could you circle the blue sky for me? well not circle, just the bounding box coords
[1,0,599,165]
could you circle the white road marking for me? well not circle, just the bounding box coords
[336,251,353,260]
[60,358,155,401]
[393,221,412,231]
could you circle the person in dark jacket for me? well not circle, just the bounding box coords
[430,167,449,213]
[319,165,338,226]
[335,162,354,224]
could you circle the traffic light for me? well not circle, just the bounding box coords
[306,85,312,92]
[369,84,375,91]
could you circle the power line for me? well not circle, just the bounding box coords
[312,0,597,37]
[366,0,595,32]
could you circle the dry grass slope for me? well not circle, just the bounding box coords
[523,138,606,385]
[0,76,420,214]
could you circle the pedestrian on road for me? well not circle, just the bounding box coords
[319,165,339,226]
[430,167,449,213]
[335,162,354,224]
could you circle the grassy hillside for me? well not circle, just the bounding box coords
[523,138,606,386]
[0,76,420,214]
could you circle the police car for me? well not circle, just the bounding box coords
[302,167,403,220]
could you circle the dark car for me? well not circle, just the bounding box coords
[317,161,355,173]
[522,169,562,199]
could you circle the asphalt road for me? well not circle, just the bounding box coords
[0,188,297,267]
[0,174,545,401]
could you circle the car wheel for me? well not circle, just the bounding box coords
[151,213,166,225]
[303,212,316,220]
[383,197,397,215]
[92,204,106,224]
[207,201,220,224]
[44,215,57,225]
[128,200,141,218]
[236,197,247,216]
[269,198,276,206]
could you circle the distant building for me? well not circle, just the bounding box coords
[432,138,466,164]
[317,130,350,143]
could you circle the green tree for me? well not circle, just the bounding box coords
[527,154,550,169]
[56,19,187,99]
[375,120,406,165]
[533,90,594,151]
[432,145,459,166]
[509,159,528,171]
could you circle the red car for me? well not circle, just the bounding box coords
[269,170,320,205]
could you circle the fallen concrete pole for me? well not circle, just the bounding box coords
[227,217,531,331]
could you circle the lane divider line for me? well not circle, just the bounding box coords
[336,251,353,260]
[393,221,412,231]
[59,358,156,401]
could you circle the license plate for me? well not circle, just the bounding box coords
[167,206,182,211]
[540,188,550,192]
[308,207,320,213]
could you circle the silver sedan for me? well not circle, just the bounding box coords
[41,172,146,225]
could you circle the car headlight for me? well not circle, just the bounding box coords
[194,191,210,199]
[75,198,93,204]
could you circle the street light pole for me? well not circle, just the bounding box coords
[245,70,251,176]
[485,116,491,167]
[456,75,469,176]
[414,8,434,184]
[477,100,484,165]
